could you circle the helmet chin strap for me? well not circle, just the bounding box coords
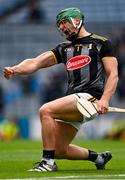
[66,18,83,41]
[70,17,82,29]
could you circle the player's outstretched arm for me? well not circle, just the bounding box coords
[3,51,57,80]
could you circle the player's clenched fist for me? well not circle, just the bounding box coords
[3,67,14,80]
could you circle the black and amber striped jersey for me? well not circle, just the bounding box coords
[51,33,116,99]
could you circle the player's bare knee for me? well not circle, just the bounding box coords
[39,103,51,119]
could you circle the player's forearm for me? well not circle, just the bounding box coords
[101,73,119,102]
[12,58,38,75]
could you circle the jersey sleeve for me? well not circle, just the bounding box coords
[51,45,64,64]
[100,40,116,59]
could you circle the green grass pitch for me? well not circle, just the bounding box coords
[0,139,125,179]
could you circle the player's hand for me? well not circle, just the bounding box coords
[3,67,14,80]
[95,99,109,114]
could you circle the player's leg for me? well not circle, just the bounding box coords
[54,121,89,160]
[28,94,112,172]
[40,92,96,152]
[39,94,82,151]
[29,94,85,172]
[28,94,81,172]
[54,121,112,170]
[28,117,112,172]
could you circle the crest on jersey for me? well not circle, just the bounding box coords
[66,55,91,70]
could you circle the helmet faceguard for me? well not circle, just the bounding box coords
[56,8,85,41]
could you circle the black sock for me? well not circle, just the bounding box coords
[87,150,98,162]
[43,150,55,159]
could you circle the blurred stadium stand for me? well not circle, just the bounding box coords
[44,0,125,23]
[0,0,125,139]
[0,0,125,23]
[0,0,45,23]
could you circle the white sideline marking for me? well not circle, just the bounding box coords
[3,174,125,180]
